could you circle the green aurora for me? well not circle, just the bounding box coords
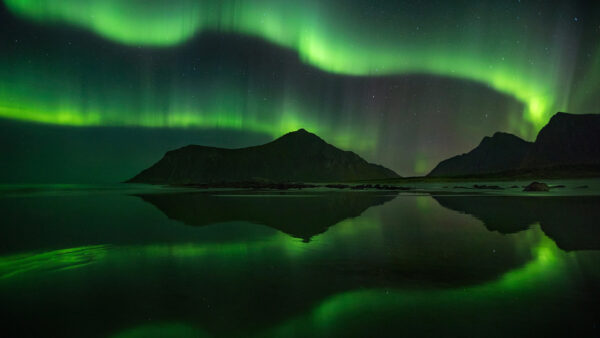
[2,0,585,126]
[0,0,599,178]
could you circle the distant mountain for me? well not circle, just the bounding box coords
[128,129,399,184]
[428,112,600,177]
[428,132,533,177]
[522,112,600,169]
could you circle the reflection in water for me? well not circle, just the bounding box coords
[0,245,108,279]
[264,234,600,338]
[433,195,600,250]
[136,191,398,242]
[134,193,540,286]
[0,189,599,337]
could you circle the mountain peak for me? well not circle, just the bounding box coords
[553,111,570,117]
[274,128,325,145]
[491,131,515,138]
[429,131,533,177]
[128,129,399,184]
[284,128,313,136]
[429,112,600,177]
[525,112,600,168]
[545,112,573,125]
[544,112,600,129]
[547,111,599,124]
[478,131,529,148]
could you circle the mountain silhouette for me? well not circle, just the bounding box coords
[128,129,399,184]
[522,112,600,169]
[428,112,600,177]
[428,132,532,177]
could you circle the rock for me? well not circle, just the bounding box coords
[522,112,600,169]
[473,184,504,190]
[523,182,549,192]
[428,112,600,178]
[325,184,350,189]
[428,132,532,177]
[184,182,319,190]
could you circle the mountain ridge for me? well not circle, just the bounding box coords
[428,112,600,178]
[428,132,533,177]
[128,129,399,184]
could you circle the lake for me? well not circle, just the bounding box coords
[1,182,599,337]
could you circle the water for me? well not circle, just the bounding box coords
[1,182,599,337]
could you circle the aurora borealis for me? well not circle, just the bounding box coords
[2,1,600,333]
[1,0,599,181]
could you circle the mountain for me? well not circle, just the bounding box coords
[428,132,533,177]
[428,112,600,177]
[128,129,399,184]
[522,112,600,169]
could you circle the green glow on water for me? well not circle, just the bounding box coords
[0,245,108,279]
[0,233,311,281]
[265,228,568,336]
[0,220,592,337]
[493,233,561,290]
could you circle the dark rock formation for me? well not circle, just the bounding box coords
[128,129,399,184]
[523,182,549,192]
[523,112,600,169]
[428,112,600,178]
[183,182,319,190]
[473,184,503,190]
[350,184,411,190]
[428,132,532,177]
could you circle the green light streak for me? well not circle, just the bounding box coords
[0,54,379,152]
[0,234,310,281]
[3,0,569,132]
[413,156,429,176]
[0,104,376,153]
[0,245,108,279]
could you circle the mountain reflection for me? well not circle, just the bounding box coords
[135,192,537,287]
[3,191,584,337]
[433,195,600,251]
[135,191,398,242]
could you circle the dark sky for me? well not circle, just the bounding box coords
[1,0,599,182]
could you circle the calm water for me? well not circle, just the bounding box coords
[1,183,599,337]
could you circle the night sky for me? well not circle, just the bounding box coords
[1,0,599,182]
